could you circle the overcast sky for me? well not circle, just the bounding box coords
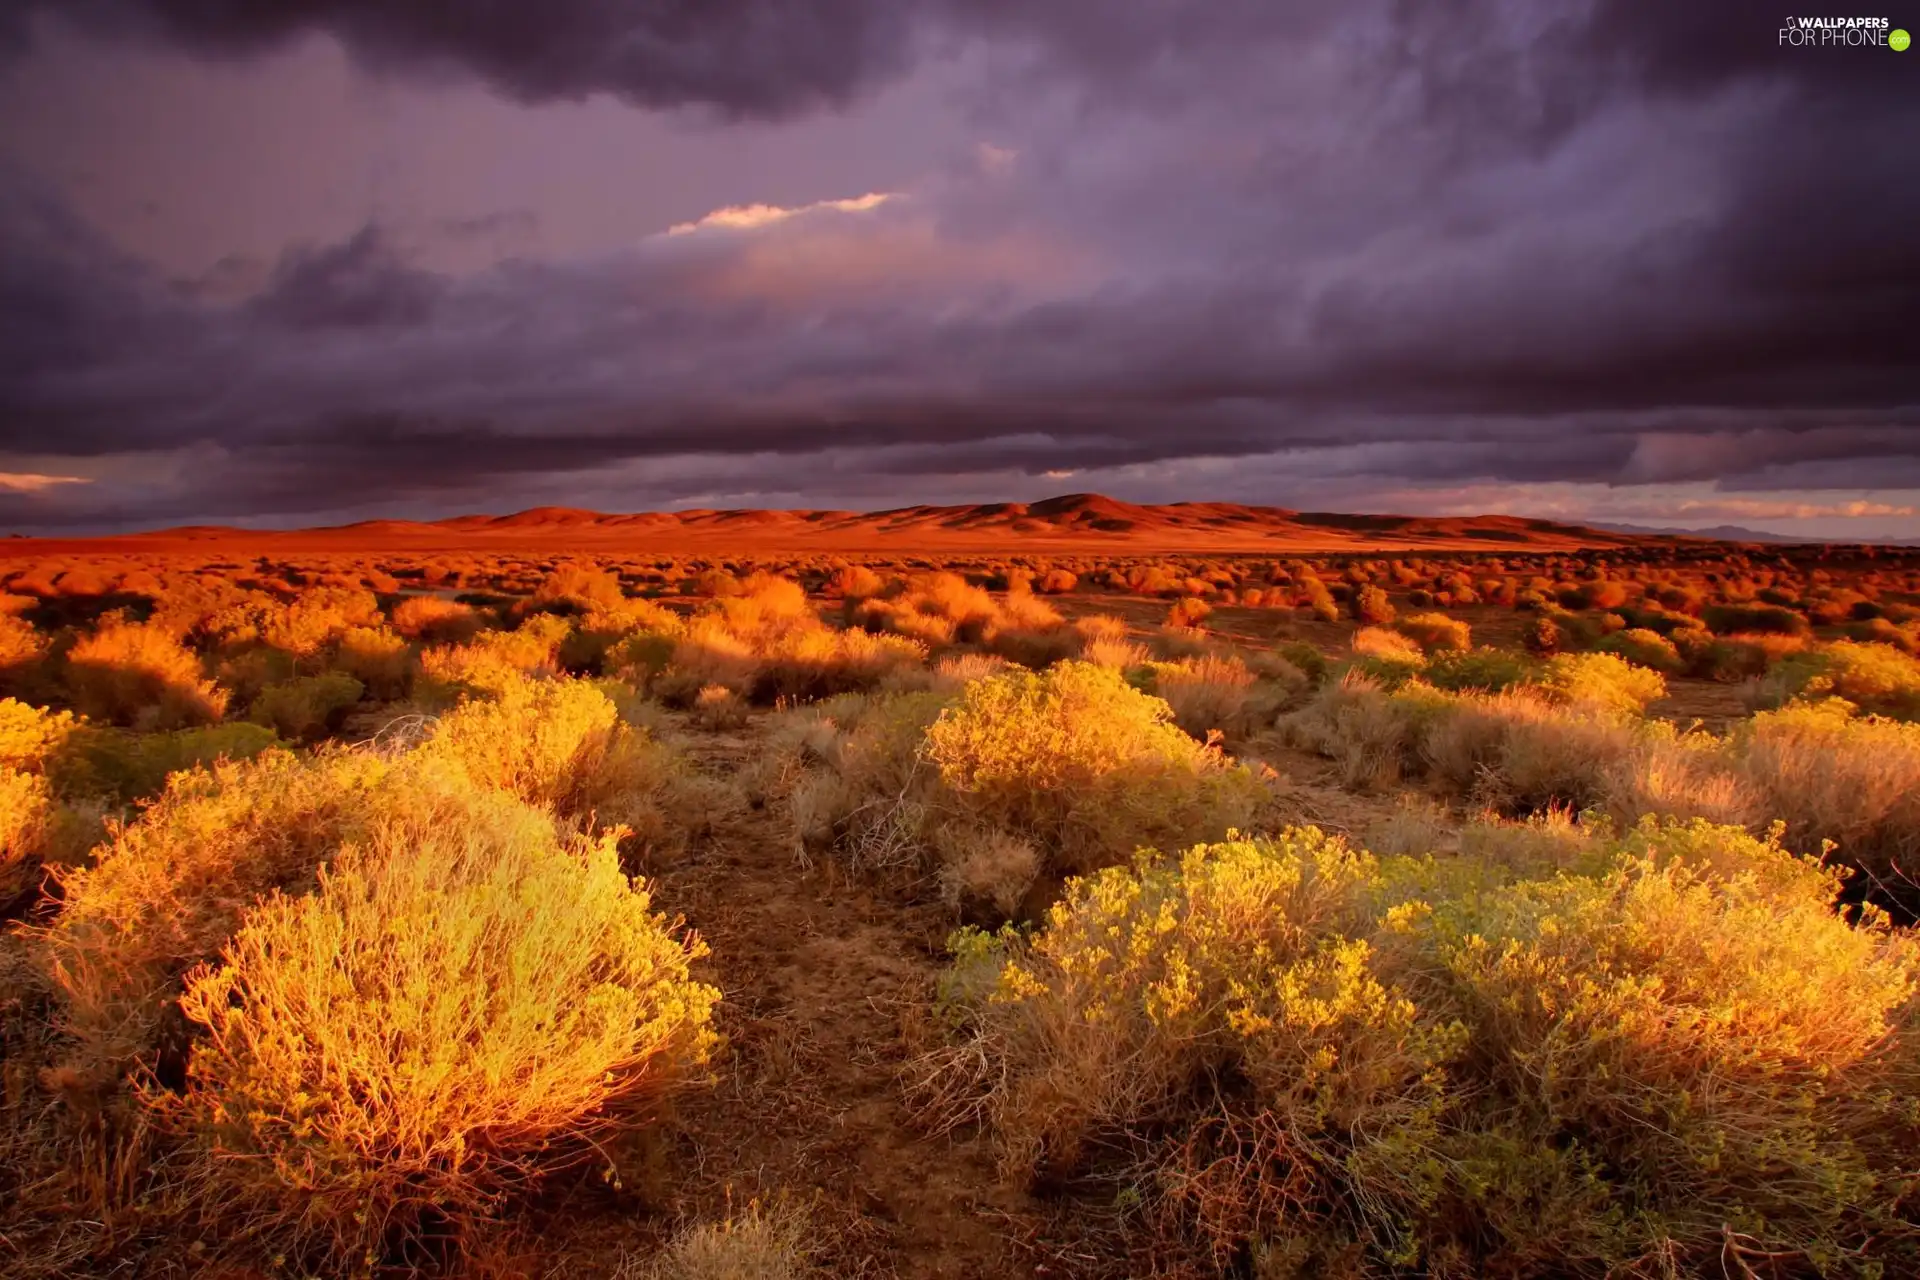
[0,1,1915,537]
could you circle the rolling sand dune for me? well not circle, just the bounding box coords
[4,492,1694,557]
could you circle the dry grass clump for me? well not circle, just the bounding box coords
[1733,700,1920,886]
[635,1200,817,1280]
[927,821,1920,1276]
[171,786,717,1267]
[66,619,229,729]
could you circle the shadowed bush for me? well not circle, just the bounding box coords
[247,673,365,741]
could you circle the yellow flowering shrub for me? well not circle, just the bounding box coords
[173,786,716,1264]
[933,820,1920,1275]
[923,661,1267,877]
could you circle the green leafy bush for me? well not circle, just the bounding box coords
[247,673,365,741]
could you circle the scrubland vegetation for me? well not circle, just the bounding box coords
[2,540,1919,1277]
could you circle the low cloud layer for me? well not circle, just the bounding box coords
[1,1,1915,534]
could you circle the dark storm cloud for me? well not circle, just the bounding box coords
[1,0,1917,530]
[21,0,922,117]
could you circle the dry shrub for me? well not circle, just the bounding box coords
[0,613,48,691]
[1350,626,1428,685]
[655,575,923,705]
[66,619,228,729]
[1165,596,1212,629]
[247,673,365,742]
[0,767,53,906]
[1281,673,1434,791]
[923,662,1267,879]
[1599,720,1759,829]
[930,821,1920,1276]
[1454,807,1597,874]
[1423,647,1535,693]
[171,787,716,1266]
[415,614,570,700]
[923,829,1445,1264]
[936,827,1043,921]
[1362,795,1453,857]
[692,683,749,730]
[1686,630,1807,682]
[1420,690,1639,812]
[825,564,885,600]
[1392,611,1470,653]
[1077,614,1150,670]
[47,721,280,806]
[1143,654,1260,739]
[1702,601,1812,636]
[424,674,726,867]
[1392,820,1920,1274]
[850,571,1073,661]
[259,587,382,658]
[391,595,485,644]
[1734,700,1920,884]
[528,562,628,614]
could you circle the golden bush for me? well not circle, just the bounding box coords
[1392,611,1471,653]
[172,789,716,1264]
[391,594,486,643]
[330,624,412,700]
[66,619,228,729]
[1756,640,1920,720]
[932,821,1920,1275]
[923,662,1267,878]
[40,748,395,1085]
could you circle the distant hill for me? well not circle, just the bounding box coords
[1595,521,1920,547]
[1,493,1870,556]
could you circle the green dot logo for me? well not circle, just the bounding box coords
[1893,28,1912,50]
